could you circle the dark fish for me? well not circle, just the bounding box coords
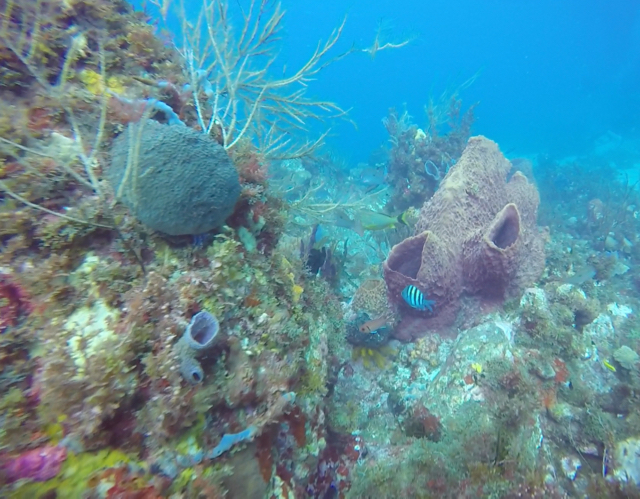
[401,285,435,312]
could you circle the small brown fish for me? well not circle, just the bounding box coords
[359,315,389,334]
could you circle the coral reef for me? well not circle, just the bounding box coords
[384,136,546,340]
[4,0,640,497]
[351,278,391,319]
[383,100,476,214]
[613,345,639,371]
[330,275,640,497]
[0,0,346,496]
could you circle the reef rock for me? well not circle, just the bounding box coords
[383,136,545,340]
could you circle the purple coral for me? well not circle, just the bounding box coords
[2,445,67,483]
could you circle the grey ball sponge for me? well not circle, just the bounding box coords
[108,120,241,236]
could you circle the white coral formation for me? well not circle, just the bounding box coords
[38,253,142,438]
[520,287,550,312]
[65,299,120,377]
[64,254,121,378]
[613,345,639,371]
[608,302,633,318]
[608,437,640,486]
[561,455,581,481]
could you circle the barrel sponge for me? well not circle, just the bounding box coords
[108,120,241,236]
[383,136,545,340]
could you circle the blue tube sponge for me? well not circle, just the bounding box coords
[175,311,222,384]
[208,426,257,459]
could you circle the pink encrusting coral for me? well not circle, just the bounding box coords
[1,445,67,483]
[0,273,32,331]
[383,136,546,340]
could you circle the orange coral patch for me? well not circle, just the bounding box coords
[255,430,274,483]
[284,405,307,447]
[244,292,262,308]
[541,387,557,410]
[553,358,569,383]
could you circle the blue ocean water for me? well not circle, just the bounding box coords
[280,0,640,161]
[142,0,640,163]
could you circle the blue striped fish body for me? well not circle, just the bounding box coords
[401,285,435,312]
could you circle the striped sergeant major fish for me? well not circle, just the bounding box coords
[401,285,435,312]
